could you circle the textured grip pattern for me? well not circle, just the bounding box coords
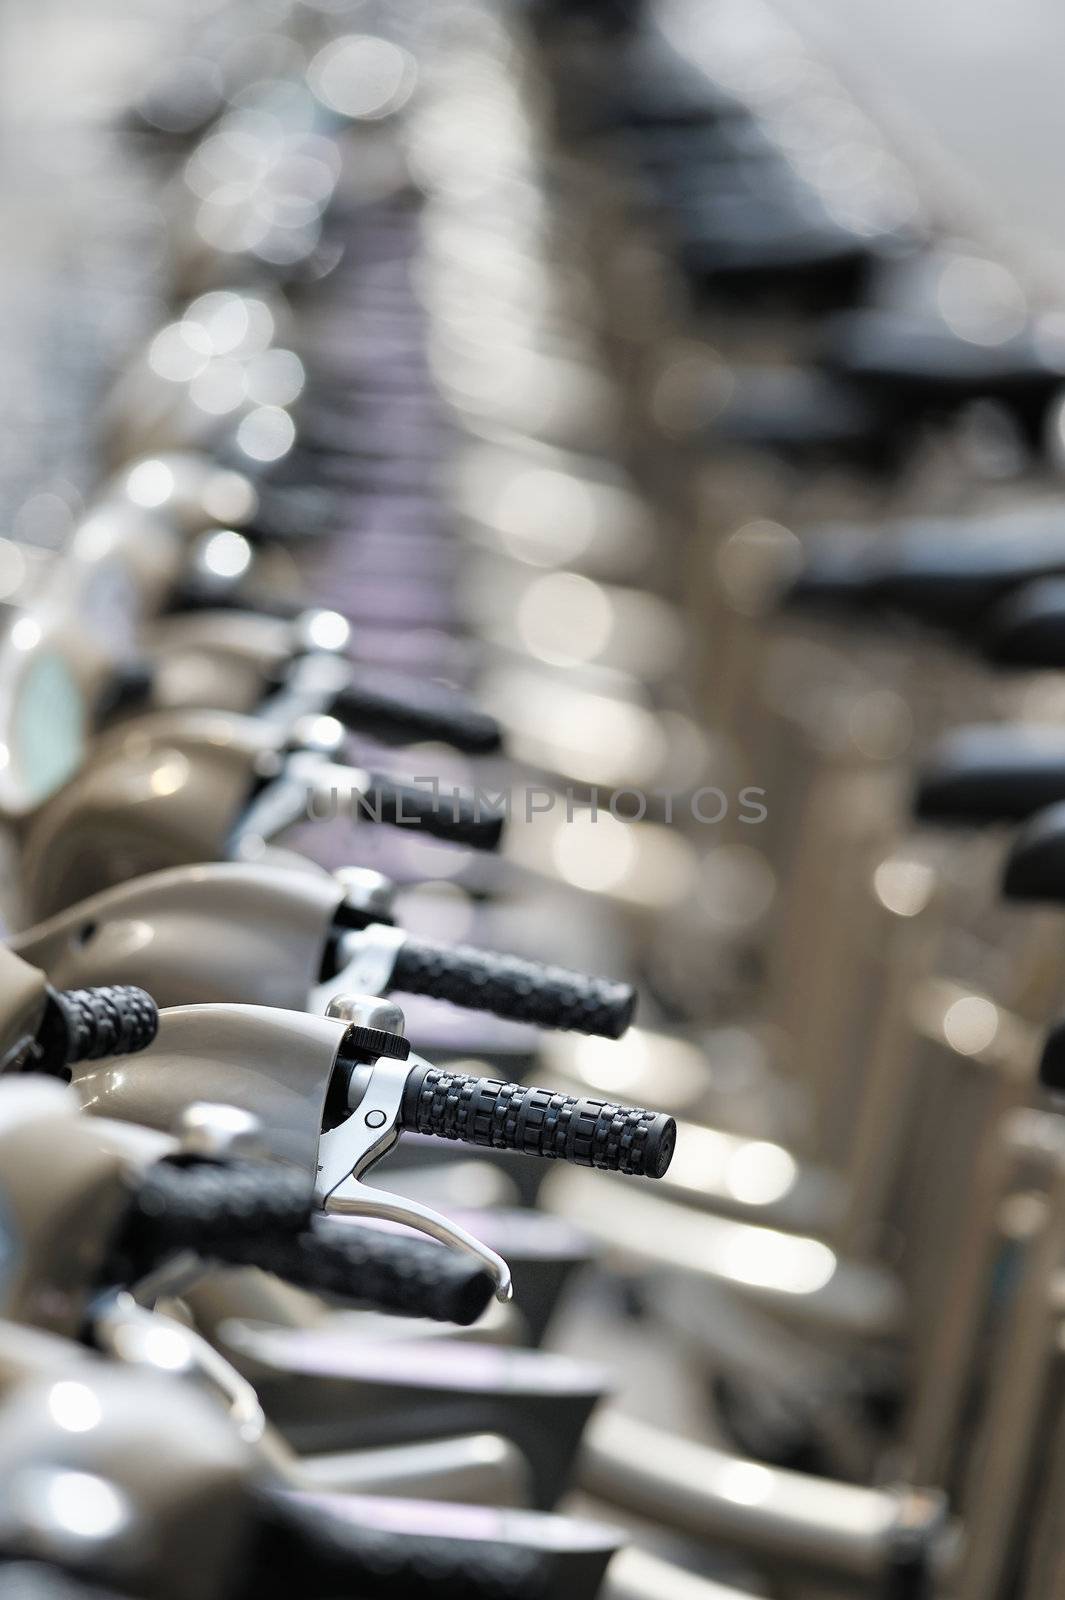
[391,937,636,1037]
[332,674,502,755]
[34,985,160,1075]
[401,1066,676,1179]
[250,1491,549,1600]
[366,775,504,851]
[111,1161,313,1275]
[225,1218,495,1326]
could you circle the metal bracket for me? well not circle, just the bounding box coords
[315,1052,513,1304]
[309,924,407,1014]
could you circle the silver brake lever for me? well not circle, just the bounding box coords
[309,923,406,1015]
[315,1050,514,1304]
[92,1290,267,1445]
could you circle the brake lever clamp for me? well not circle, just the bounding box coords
[310,925,407,1015]
[315,996,515,1304]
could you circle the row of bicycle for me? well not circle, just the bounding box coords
[13,1,1065,1599]
[0,3,687,1599]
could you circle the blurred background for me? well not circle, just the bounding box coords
[774,0,1065,277]
[3,0,1062,535]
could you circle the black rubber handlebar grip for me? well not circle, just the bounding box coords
[35,985,159,1075]
[913,726,1065,825]
[1040,1017,1065,1093]
[390,937,637,1037]
[1002,801,1065,903]
[400,1066,676,1179]
[819,308,1065,405]
[251,1491,549,1600]
[365,775,505,850]
[224,1217,495,1326]
[981,578,1065,668]
[331,674,503,755]
[112,1161,313,1274]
